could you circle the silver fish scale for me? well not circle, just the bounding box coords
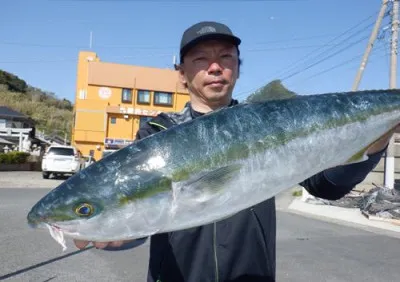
[27,89,400,243]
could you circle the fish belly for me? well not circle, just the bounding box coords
[159,110,400,232]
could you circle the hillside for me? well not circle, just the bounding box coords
[0,70,74,140]
[246,79,297,102]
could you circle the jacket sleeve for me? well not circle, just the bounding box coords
[136,113,175,140]
[135,123,157,140]
[299,146,387,200]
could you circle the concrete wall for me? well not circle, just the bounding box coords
[0,162,41,171]
[357,140,400,190]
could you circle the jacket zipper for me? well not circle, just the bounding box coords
[213,222,219,282]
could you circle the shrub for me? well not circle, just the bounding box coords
[0,152,30,164]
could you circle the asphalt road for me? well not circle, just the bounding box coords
[1,183,400,281]
[0,171,65,189]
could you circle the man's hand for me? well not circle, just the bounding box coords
[74,239,132,249]
[367,123,400,155]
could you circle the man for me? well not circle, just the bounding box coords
[75,21,395,281]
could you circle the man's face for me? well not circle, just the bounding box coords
[179,39,239,105]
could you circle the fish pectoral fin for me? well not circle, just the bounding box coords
[180,164,242,202]
[190,163,242,191]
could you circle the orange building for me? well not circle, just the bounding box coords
[71,51,190,160]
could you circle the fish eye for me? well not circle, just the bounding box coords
[74,203,94,217]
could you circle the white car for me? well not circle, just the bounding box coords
[41,145,85,179]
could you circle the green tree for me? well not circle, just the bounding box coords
[0,70,27,92]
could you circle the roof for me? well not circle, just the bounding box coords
[0,106,28,119]
[0,106,35,126]
[87,62,188,94]
[0,137,14,145]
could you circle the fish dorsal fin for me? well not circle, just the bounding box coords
[178,164,242,203]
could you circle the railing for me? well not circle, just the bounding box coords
[0,127,32,137]
[0,127,33,152]
[36,130,66,145]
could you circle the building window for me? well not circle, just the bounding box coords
[0,119,5,129]
[79,89,87,100]
[154,91,173,106]
[121,88,132,103]
[139,116,153,128]
[110,117,116,124]
[137,90,150,104]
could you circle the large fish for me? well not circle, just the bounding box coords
[27,89,400,250]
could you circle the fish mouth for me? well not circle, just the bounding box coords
[28,216,80,251]
[47,221,80,235]
[27,214,60,229]
[27,213,46,229]
[46,223,68,251]
[45,222,82,251]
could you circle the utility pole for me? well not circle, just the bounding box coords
[390,0,399,90]
[352,0,389,91]
[385,0,399,189]
[352,0,399,189]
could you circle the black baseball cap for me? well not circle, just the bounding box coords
[179,21,241,63]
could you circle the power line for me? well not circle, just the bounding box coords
[245,33,338,45]
[234,11,385,100]
[235,39,390,101]
[0,41,178,50]
[286,45,387,88]
[244,43,358,52]
[234,49,384,101]
[376,22,392,76]
[0,34,341,51]
[277,22,377,80]
[0,59,77,64]
[274,15,379,79]
[235,35,370,100]
[0,53,174,64]
[280,35,370,81]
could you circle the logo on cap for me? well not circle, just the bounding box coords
[197,26,217,35]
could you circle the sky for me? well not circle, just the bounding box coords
[0,0,397,103]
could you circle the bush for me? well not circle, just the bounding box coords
[0,152,30,164]
[0,70,27,92]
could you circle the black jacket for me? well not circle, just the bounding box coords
[135,100,385,282]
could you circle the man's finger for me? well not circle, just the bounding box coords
[93,242,109,249]
[108,241,125,248]
[74,240,90,249]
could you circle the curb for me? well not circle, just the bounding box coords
[287,197,400,237]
